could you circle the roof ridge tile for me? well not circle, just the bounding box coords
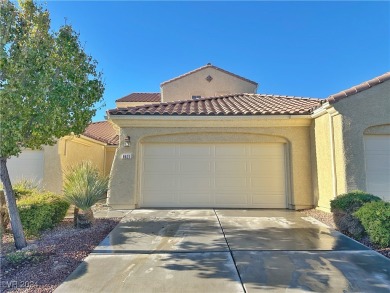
[327,72,390,104]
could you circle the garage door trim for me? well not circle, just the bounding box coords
[138,142,290,208]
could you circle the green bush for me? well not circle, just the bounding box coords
[17,192,70,236]
[330,190,382,237]
[13,187,35,199]
[330,190,382,212]
[13,178,43,199]
[354,201,390,248]
[5,249,45,268]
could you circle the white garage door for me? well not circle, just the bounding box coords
[140,143,287,208]
[364,135,390,201]
[7,150,44,185]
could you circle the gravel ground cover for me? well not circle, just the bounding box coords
[0,218,120,293]
[299,209,390,259]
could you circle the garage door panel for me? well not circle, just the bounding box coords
[141,143,287,208]
[251,161,284,177]
[366,172,389,183]
[143,191,175,205]
[365,136,390,149]
[215,145,247,157]
[178,177,211,191]
[179,194,211,204]
[143,144,177,156]
[252,194,285,205]
[367,181,389,190]
[250,144,283,156]
[179,160,211,173]
[215,193,247,205]
[251,177,284,190]
[367,152,390,163]
[143,159,176,173]
[180,145,212,156]
[142,174,176,191]
[364,135,390,201]
[215,177,247,189]
[215,160,247,174]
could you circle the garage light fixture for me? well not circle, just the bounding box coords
[124,136,131,147]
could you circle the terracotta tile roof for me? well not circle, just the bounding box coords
[82,121,119,145]
[327,72,390,104]
[116,93,161,103]
[108,94,322,116]
[160,63,258,86]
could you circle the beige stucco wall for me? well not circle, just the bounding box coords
[312,80,390,211]
[311,108,347,211]
[161,67,257,102]
[115,101,158,108]
[43,136,116,194]
[107,116,314,210]
[311,113,333,210]
[105,147,117,177]
[333,81,390,193]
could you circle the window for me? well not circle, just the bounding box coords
[192,95,201,100]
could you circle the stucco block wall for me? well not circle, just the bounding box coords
[161,67,257,102]
[107,118,314,210]
[312,80,390,211]
[333,81,390,193]
[312,113,334,210]
[311,111,347,211]
[105,147,117,177]
[43,137,115,194]
[43,144,63,193]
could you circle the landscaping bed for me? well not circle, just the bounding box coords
[299,209,390,259]
[0,218,120,293]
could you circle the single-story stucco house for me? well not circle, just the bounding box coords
[7,121,118,194]
[106,65,390,211]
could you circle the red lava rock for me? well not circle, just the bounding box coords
[1,218,120,292]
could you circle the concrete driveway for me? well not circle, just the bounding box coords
[55,209,390,292]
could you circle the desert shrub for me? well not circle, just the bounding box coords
[17,192,70,236]
[13,178,43,199]
[330,190,382,237]
[354,201,390,248]
[63,161,108,228]
[5,249,45,268]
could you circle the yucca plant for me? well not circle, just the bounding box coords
[63,161,109,228]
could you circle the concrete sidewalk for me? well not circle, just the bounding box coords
[55,209,390,293]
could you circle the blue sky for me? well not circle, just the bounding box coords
[44,1,390,121]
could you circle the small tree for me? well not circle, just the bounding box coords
[63,161,108,228]
[0,0,104,248]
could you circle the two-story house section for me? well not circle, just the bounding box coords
[115,63,258,108]
[160,63,258,102]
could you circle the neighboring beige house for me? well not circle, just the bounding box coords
[7,121,119,194]
[107,70,390,211]
[115,63,258,107]
[311,74,390,210]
